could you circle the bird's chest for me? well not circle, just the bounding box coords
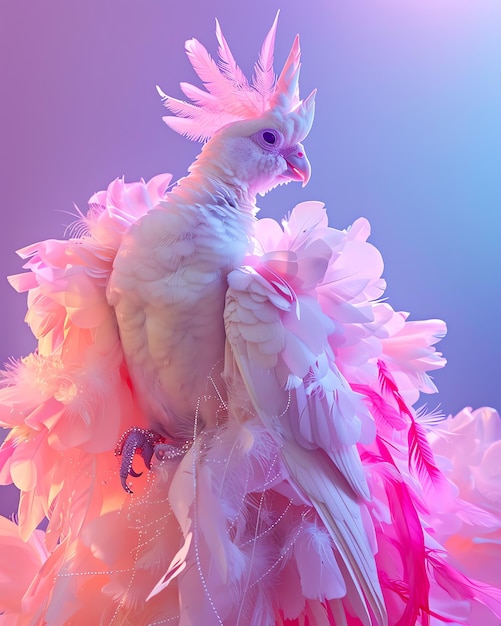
[112,206,248,307]
[108,204,251,427]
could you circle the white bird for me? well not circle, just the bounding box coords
[4,13,500,626]
[106,15,385,625]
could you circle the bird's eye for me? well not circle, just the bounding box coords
[251,128,284,150]
[263,131,276,145]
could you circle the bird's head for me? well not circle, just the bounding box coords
[195,95,315,197]
[158,13,316,199]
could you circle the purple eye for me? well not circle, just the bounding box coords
[263,131,276,145]
[252,128,284,150]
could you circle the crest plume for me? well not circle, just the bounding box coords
[157,11,315,142]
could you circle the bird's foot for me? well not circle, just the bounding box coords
[115,427,165,494]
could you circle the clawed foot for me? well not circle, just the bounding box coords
[115,427,165,493]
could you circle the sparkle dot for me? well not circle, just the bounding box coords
[298,152,303,157]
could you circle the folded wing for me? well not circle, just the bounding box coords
[224,202,387,624]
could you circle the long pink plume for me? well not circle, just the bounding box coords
[215,19,249,89]
[377,360,446,492]
[252,11,280,105]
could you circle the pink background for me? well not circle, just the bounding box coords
[1,0,500,517]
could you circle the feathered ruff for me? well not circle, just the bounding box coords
[0,175,171,540]
[0,175,175,623]
[158,13,315,142]
[0,517,48,615]
[1,185,501,625]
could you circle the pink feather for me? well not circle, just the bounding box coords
[365,441,431,626]
[215,19,249,89]
[428,551,501,621]
[252,10,279,106]
[377,359,447,492]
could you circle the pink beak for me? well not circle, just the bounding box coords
[284,143,311,187]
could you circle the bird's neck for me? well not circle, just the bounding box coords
[186,161,256,209]
[181,171,254,206]
[164,168,258,250]
[171,158,259,226]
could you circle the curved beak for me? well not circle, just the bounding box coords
[283,143,311,187]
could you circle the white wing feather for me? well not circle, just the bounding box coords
[224,266,387,625]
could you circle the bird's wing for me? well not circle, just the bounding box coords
[223,204,387,624]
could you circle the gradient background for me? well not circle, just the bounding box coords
[1,0,500,517]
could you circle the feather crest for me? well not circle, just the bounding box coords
[157,13,314,141]
[252,10,279,106]
[215,19,249,89]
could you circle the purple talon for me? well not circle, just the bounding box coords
[115,427,164,493]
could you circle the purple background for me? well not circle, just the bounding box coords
[1,0,500,517]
